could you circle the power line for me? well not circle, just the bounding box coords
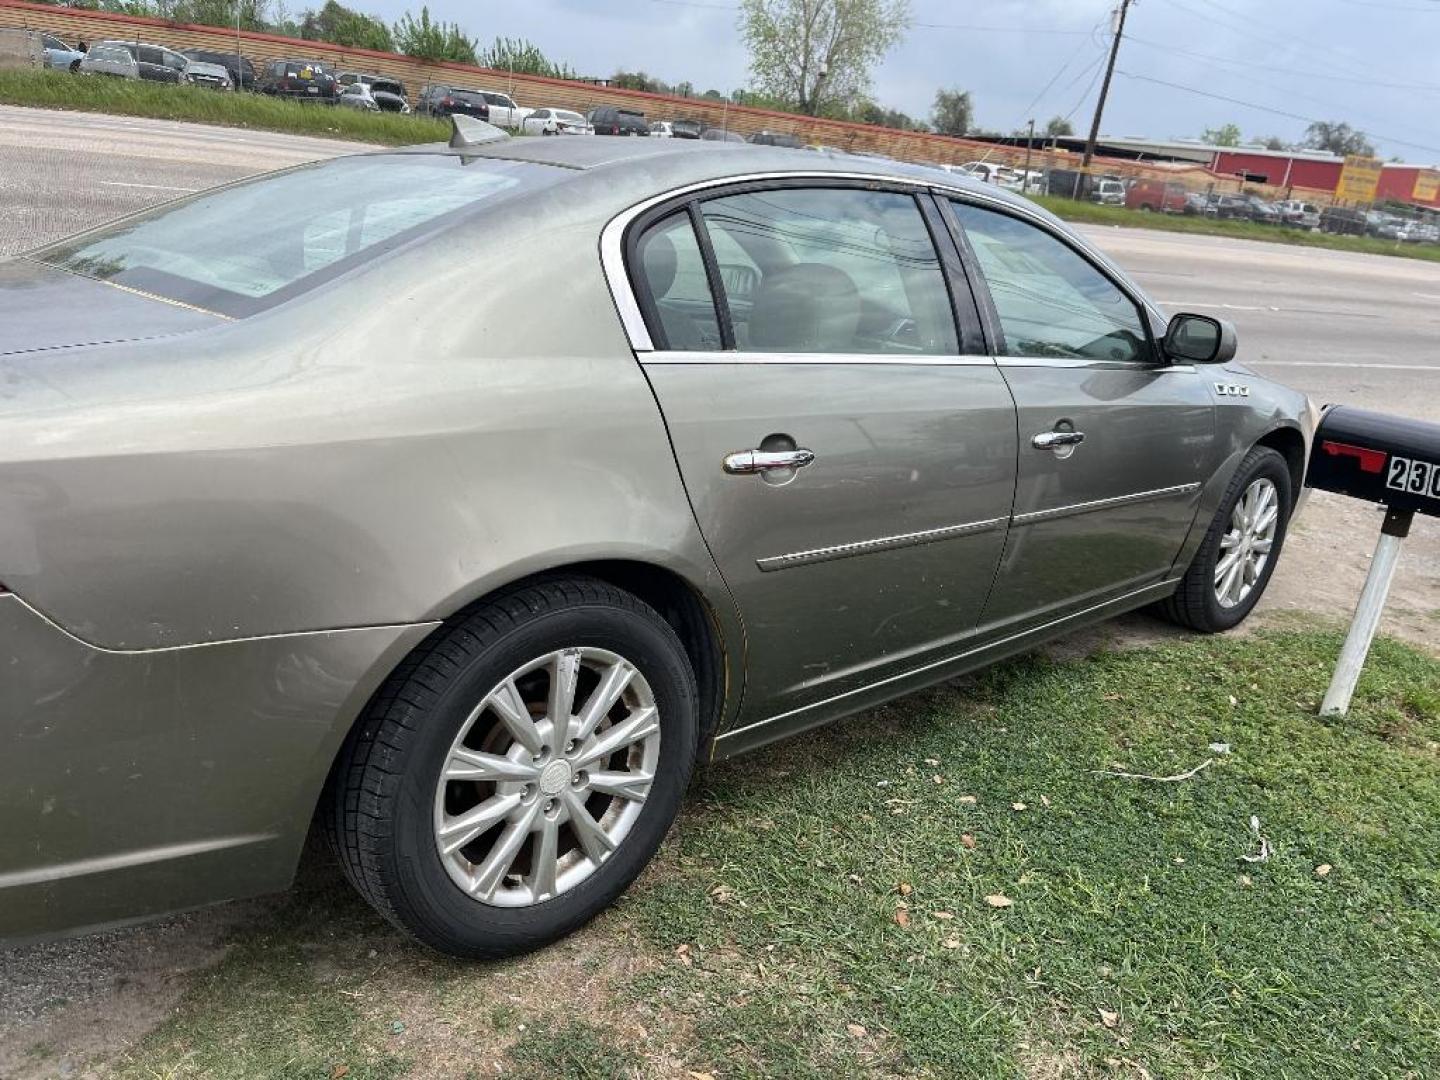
[1125,32,1440,93]
[1116,70,1440,155]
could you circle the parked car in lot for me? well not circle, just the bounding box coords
[184,59,232,91]
[701,127,746,142]
[522,107,592,135]
[180,48,255,91]
[588,104,649,135]
[83,40,188,83]
[337,81,381,111]
[651,118,702,139]
[1125,178,1187,213]
[1182,191,1216,216]
[1091,178,1126,205]
[1243,196,1280,224]
[471,89,529,130]
[419,84,492,120]
[258,58,338,102]
[40,32,85,72]
[0,122,1317,959]
[1274,199,1320,229]
[1212,193,1252,220]
[748,130,806,148]
[1320,205,1367,236]
[337,72,409,112]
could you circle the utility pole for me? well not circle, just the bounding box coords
[1082,0,1133,169]
[1023,118,1036,194]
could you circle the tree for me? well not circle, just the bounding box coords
[930,87,971,137]
[612,70,661,92]
[1043,115,1073,137]
[1302,120,1375,158]
[476,37,575,78]
[1257,134,1289,152]
[1201,123,1243,147]
[302,1,393,52]
[856,100,925,130]
[740,0,911,116]
[393,6,476,64]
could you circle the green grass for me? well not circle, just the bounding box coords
[1035,194,1440,264]
[103,628,1440,1079]
[0,68,448,146]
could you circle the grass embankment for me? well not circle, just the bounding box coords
[0,68,448,146]
[1036,194,1440,264]
[93,627,1440,1079]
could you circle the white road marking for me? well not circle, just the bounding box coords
[1252,361,1435,371]
[1158,300,1380,319]
[98,181,198,192]
[1414,292,1440,301]
[1158,301,1278,312]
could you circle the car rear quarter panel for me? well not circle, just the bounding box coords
[0,180,744,932]
[0,190,733,653]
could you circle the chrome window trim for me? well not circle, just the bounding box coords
[994,356,1196,373]
[1011,482,1201,527]
[756,516,1008,573]
[598,169,1164,355]
[641,350,997,367]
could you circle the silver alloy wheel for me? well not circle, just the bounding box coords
[433,647,661,907]
[1214,477,1280,609]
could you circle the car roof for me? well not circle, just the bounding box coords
[418,135,1025,202]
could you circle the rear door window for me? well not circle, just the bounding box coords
[697,186,958,355]
[632,212,722,351]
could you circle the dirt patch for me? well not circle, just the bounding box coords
[0,900,267,1079]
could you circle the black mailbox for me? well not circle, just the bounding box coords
[1307,405,1440,518]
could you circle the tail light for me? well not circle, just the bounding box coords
[612,124,619,134]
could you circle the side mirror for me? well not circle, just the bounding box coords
[1163,313,1237,365]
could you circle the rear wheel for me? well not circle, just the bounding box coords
[1157,446,1291,633]
[328,578,698,958]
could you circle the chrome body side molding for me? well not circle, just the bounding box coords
[756,516,1009,572]
[1011,483,1202,527]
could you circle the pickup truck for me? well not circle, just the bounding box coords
[475,89,531,130]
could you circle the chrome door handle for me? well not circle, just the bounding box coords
[1032,431,1086,450]
[723,448,816,475]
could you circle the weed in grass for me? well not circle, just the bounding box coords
[506,1019,639,1079]
[0,69,448,146]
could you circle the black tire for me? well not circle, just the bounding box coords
[1157,446,1292,633]
[326,577,698,959]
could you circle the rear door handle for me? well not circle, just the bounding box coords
[1032,431,1086,450]
[723,449,816,474]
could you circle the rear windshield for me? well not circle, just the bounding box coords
[33,155,560,318]
[450,90,487,104]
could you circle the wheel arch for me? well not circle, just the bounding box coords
[1254,424,1306,507]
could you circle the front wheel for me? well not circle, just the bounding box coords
[1157,446,1292,632]
[327,578,698,959]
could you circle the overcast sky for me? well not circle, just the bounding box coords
[374,0,1438,162]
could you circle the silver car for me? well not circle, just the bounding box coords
[0,119,1316,958]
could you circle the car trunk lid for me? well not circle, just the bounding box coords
[0,258,224,358]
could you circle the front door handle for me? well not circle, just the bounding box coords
[723,448,816,475]
[1032,431,1086,450]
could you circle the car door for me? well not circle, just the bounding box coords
[941,197,1215,635]
[623,182,1018,726]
